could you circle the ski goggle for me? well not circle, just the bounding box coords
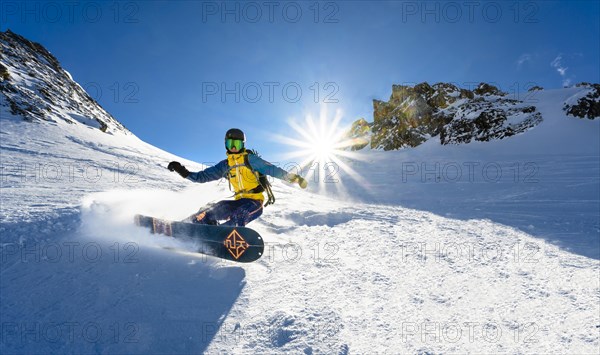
[225,138,244,151]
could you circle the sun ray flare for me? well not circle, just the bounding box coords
[277,106,369,194]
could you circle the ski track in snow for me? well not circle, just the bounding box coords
[1,88,600,353]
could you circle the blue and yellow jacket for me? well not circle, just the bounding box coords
[187,150,290,202]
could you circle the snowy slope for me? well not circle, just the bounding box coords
[1,33,599,354]
[2,92,599,353]
[336,87,600,259]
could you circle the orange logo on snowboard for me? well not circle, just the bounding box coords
[224,229,249,259]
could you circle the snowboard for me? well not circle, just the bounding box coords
[134,214,264,263]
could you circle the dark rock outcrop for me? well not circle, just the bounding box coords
[440,100,542,144]
[363,82,541,150]
[564,84,600,120]
[343,118,371,150]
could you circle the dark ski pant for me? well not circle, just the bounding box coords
[188,198,263,227]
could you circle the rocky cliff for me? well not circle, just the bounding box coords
[350,81,599,150]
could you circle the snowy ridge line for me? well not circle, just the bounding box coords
[0,30,129,134]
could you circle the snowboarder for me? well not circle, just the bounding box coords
[167,128,308,227]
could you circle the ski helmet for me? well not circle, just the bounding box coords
[225,128,245,142]
[225,128,245,151]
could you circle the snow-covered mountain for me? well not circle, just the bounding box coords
[347,81,599,150]
[1,31,599,354]
[0,30,128,134]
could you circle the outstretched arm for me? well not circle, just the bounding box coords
[167,160,229,183]
[187,159,229,183]
[248,154,308,188]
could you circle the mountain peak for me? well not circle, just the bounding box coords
[0,30,129,135]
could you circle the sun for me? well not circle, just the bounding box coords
[302,113,344,164]
[274,106,371,192]
[312,133,335,162]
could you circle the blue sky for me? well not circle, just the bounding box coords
[2,0,599,163]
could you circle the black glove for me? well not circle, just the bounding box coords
[167,161,190,178]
